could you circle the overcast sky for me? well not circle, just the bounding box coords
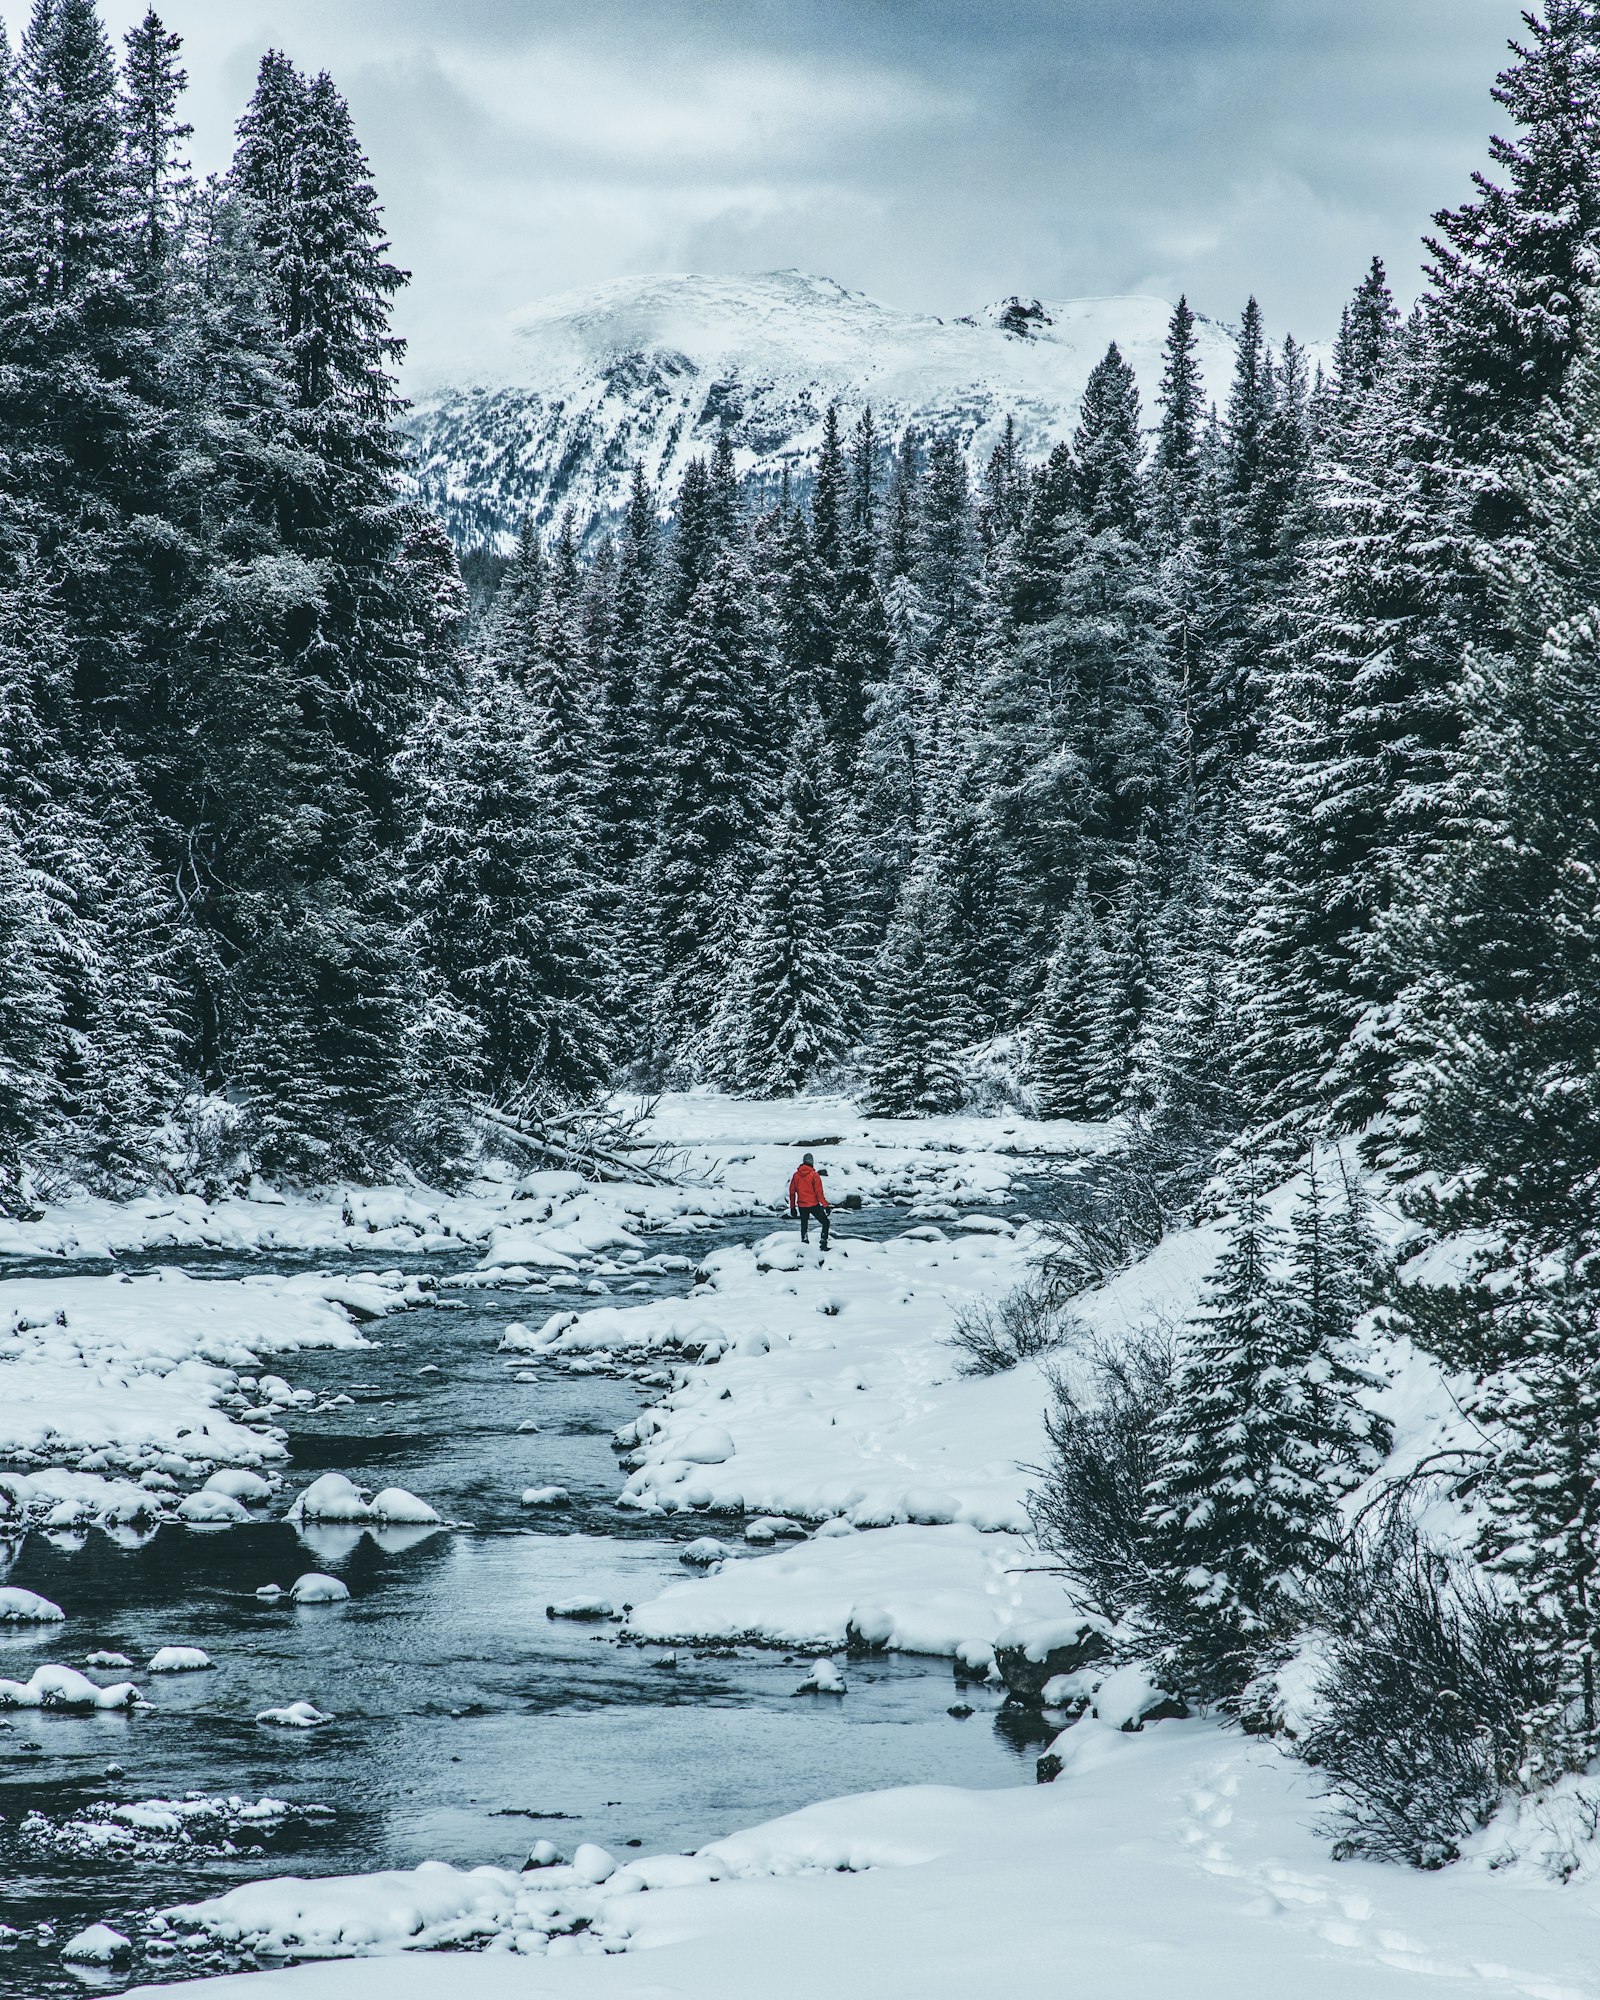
[20,0,1520,383]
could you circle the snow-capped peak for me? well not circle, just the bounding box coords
[405,269,1239,549]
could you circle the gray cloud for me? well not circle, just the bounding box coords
[14,0,1518,379]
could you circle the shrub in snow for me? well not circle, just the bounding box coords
[948,1278,1080,1376]
[1300,1513,1548,1869]
[1028,1327,1177,1625]
[1039,1129,1178,1293]
[289,1573,350,1604]
[0,1586,64,1622]
[148,1646,213,1672]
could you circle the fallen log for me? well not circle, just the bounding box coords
[470,1100,678,1187]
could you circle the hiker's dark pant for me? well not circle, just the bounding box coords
[797,1204,830,1248]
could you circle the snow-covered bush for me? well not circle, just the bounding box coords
[946,1279,1080,1375]
[1301,1514,1549,1868]
[1039,1123,1198,1295]
[1027,1327,1177,1624]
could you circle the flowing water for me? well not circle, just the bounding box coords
[0,1212,1046,1995]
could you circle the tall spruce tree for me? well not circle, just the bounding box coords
[728,719,858,1094]
[1147,1161,1353,1700]
[864,866,967,1116]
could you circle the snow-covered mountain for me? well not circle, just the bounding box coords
[403,269,1239,549]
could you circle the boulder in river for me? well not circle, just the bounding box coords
[992,1618,1112,1701]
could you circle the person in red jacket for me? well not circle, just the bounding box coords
[788,1151,831,1250]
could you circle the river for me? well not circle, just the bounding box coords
[0,1212,1045,1994]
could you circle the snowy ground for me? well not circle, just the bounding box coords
[130,1720,1600,1999]
[12,1095,1583,1997]
[0,1092,1100,1264]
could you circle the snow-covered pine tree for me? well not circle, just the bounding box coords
[59,770,189,1191]
[1386,297,1600,1271]
[762,498,834,729]
[1147,1159,1335,1701]
[1028,878,1107,1119]
[120,8,191,277]
[216,50,423,1165]
[917,728,1007,1039]
[1074,341,1143,537]
[1327,256,1401,430]
[0,0,163,729]
[401,656,612,1107]
[857,574,939,932]
[830,406,891,749]
[1151,294,1203,547]
[647,534,774,1069]
[809,399,846,582]
[1278,1151,1389,1482]
[912,434,980,688]
[526,524,593,793]
[1088,826,1161,1114]
[1474,1271,1600,1782]
[727,718,858,1095]
[0,807,62,1209]
[863,865,967,1117]
[1426,0,1600,532]
[1236,305,1462,1136]
[881,427,920,585]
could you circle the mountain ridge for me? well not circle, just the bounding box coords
[403,268,1244,549]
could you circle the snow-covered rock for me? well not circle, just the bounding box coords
[286,1473,438,1525]
[406,271,1240,549]
[680,1536,731,1567]
[676,1426,735,1465]
[794,1657,846,1695]
[369,1486,441,1524]
[177,1488,249,1524]
[0,1664,141,1709]
[546,1595,616,1621]
[0,1585,64,1621]
[256,1700,332,1728]
[289,1573,350,1604]
[202,1467,274,1502]
[520,1485,570,1506]
[571,1843,617,1885]
[61,1923,131,1964]
[286,1472,372,1522]
[148,1645,214,1672]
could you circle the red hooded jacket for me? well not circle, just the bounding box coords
[788,1163,828,1211]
